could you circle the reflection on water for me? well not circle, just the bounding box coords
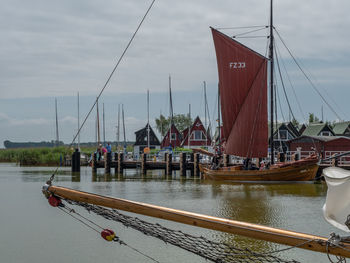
[0,163,335,263]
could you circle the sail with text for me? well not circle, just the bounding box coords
[211,28,268,158]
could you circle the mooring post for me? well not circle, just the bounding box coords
[114,152,118,174]
[92,152,97,173]
[164,152,168,174]
[179,152,186,177]
[71,151,76,172]
[223,154,229,167]
[105,152,111,174]
[193,153,199,177]
[189,153,194,177]
[166,153,173,176]
[117,153,124,174]
[141,153,147,175]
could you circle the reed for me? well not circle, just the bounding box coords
[0,147,74,166]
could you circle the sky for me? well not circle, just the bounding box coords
[1,0,350,147]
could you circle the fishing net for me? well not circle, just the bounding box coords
[63,199,300,263]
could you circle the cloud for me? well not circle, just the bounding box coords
[1,0,350,99]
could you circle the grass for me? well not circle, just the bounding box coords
[0,147,74,166]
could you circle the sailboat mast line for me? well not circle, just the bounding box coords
[269,0,275,164]
[274,45,297,122]
[44,0,155,183]
[67,0,155,150]
[217,25,267,30]
[274,28,342,120]
[232,26,268,38]
[275,42,306,122]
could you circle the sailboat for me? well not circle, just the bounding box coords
[200,3,319,182]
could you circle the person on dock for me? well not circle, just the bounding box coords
[97,144,102,161]
[106,143,112,153]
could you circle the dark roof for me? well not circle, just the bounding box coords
[268,122,299,138]
[333,121,350,134]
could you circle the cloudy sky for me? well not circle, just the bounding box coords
[1,0,350,147]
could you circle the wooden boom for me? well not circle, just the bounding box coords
[48,185,350,258]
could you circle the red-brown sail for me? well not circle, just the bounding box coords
[211,28,268,158]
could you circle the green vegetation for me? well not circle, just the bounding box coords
[0,147,73,166]
[155,114,192,136]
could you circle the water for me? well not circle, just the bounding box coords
[0,163,341,263]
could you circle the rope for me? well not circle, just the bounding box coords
[63,199,301,263]
[274,29,342,121]
[274,43,296,122]
[57,200,161,263]
[232,26,268,38]
[46,0,156,184]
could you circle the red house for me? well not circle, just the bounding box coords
[288,135,350,160]
[161,123,182,148]
[181,116,211,148]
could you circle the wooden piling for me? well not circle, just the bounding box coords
[104,152,111,174]
[189,153,194,177]
[141,153,147,175]
[193,153,199,177]
[179,152,186,177]
[223,154,229,167]
[71,150,80,172]
[166,153,172,176]
[92,153,97,173]
[117,153,124,174]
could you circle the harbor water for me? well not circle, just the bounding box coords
[0,163,341,263]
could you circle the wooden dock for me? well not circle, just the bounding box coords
[88,152,202,177]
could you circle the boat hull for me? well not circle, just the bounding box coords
[201,162,319,182]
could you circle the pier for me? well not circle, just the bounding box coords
[72,152,202,177]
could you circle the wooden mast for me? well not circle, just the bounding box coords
[269,0,275,164]
[47,185,350,258]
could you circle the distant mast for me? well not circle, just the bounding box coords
[169,75,174,146]
[117,104,120,152]
[188,103,191,149]
[269,0,275,164]
[103,103,106,146]
[217,84,221,147]
[122,104,126,153]
[96,98,101,147]
[147,90,150,149]
[55,98,59,147]
[77,92,80,150]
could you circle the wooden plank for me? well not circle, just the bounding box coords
[47,185,350,258]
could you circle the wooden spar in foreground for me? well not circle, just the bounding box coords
[47,185,350,258]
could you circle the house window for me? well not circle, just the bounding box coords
[193,130,204,140]
[171,133,176,140]
[320,131,331,136]
[279,130,287,140]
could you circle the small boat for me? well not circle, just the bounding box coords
[201,154,319,182]
[201,2,319,182]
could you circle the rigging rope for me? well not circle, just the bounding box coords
[47,0,156,184]
[62,198,301,263]
[274,43,297,122]
[275,41,305,121]
[274,29,343,121]
[232,27,268,38]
